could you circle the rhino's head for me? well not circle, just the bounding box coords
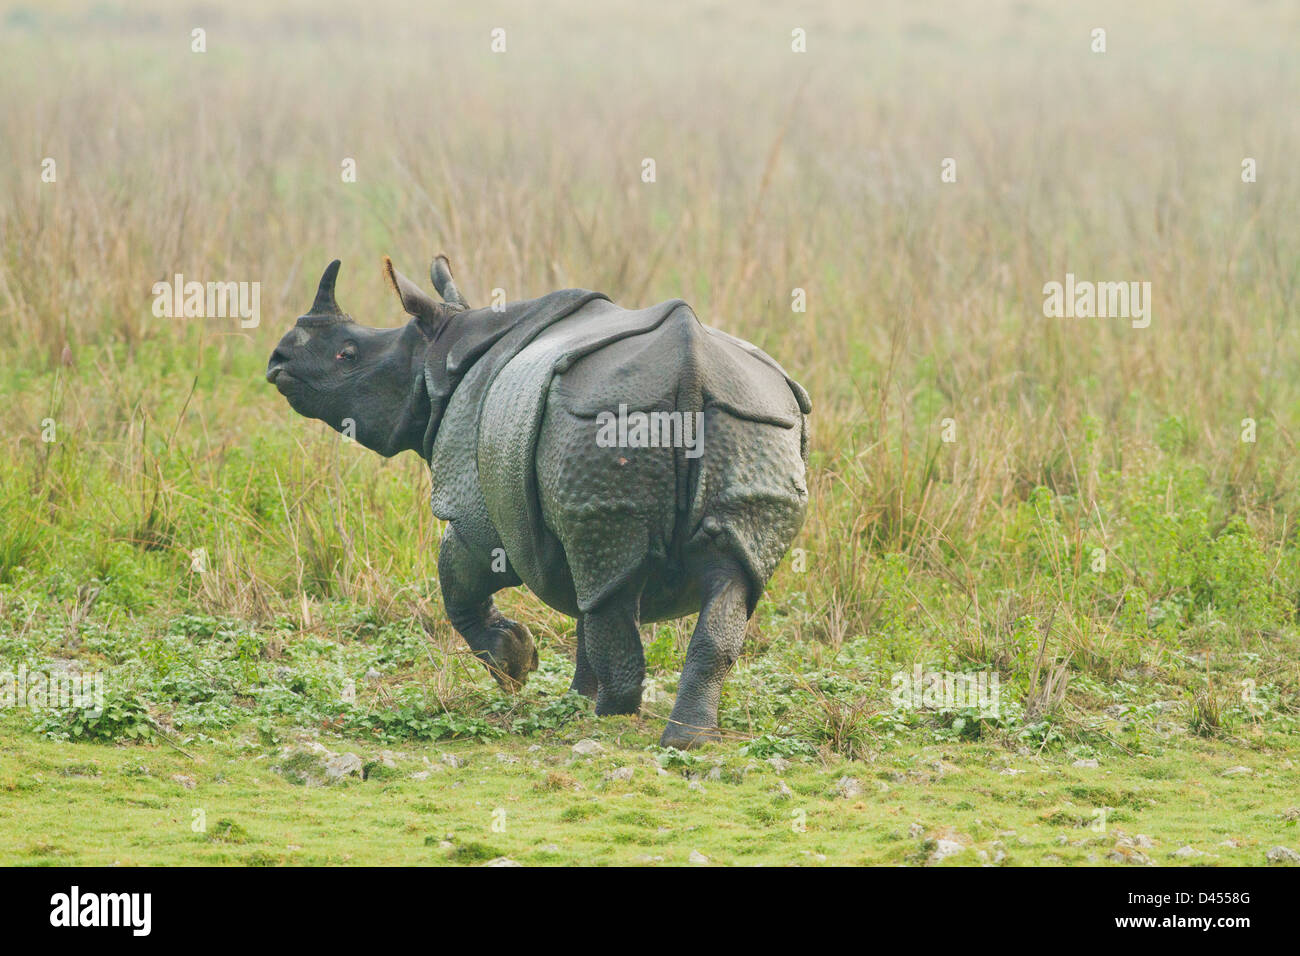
[266,257,468,457]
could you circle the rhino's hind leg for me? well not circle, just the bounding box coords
[437,526,538,691]
[568,617,600,699]
[582,587,646,717]
[661,557,751,748]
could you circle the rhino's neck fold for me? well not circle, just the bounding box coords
[366,323,433,459]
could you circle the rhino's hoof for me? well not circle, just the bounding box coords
[483,619,538,692]
[659,720,721,750]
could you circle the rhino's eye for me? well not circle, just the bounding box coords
[335,343,357,362]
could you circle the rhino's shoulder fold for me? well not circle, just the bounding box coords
[420,289,610,462]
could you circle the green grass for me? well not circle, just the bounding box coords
[5,708,1298,867]
[2,0,1299,864]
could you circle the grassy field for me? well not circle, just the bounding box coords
[2,0,1299,865]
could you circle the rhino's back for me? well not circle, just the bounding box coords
[478,300,810,617]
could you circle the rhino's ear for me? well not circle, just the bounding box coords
[430,255,470,310]
[383,256,445,337]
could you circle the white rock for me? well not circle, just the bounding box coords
[1265,846,1300,864]
[571,739,605,756]
[929,839,965,864]
[836,776,863,799]
[324,752,362,781]
[1072,759,1099,769]
[688,850,709,864]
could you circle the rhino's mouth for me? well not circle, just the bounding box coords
[266,365,292,391]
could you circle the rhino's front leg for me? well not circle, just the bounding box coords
[437,526,538,691]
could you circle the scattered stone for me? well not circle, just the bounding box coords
[1281,808,1300,822]
[773,781,793,800]
[324,752,363,782]
[1108,833,1155,865]
[638,855,664,863]
[379,750,398,768]
[929,839,965,864]
[410,771,430,781]
[607,766,635,782]
[364,668,382,682]
[1107,845,1152,866]
[484,857,521,867]
[908,823,925,839]
[835,776,863,799]
[170,774,196,790]
[1072,759,1099,769]
[705,766,723,782]
[1172,846,1204,859]
[1222,766,1252,777]
[440,752,465,769]
[496,753,519,765]
[571,739,605,757]
[1265,846,1300,864]
[767,757,791,774]
[688,850,709,864]
[688,780,706,793]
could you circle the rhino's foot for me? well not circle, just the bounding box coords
[659,716,722,750]
[479,618,539,692]
[594,686,643,717]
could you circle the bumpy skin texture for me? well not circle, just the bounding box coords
[267,261,810,747]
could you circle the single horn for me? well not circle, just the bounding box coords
[430,255,470,309]
[308,259,344,316]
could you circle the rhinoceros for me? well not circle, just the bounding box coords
[266,256,810,747]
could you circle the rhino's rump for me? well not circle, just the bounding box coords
[476,301,809,616]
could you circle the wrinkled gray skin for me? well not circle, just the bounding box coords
[268,257,810,747]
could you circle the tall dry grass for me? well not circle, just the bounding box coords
[1,0,1297,655]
